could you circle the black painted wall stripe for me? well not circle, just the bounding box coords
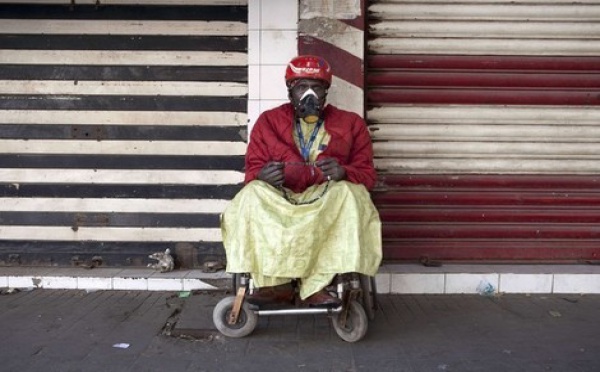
[0,35,247,52]
[0,240,223,253]
[0,124,246,141]
[0,184,243,199]
[0,95,247,112]
[0,212,220,228]
[0,65,248,82]
[0,240,225,266]
[0,5,248,22]
[0,155,245,170]
[0,240,223,255]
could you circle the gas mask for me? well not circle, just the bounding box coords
[292,87,324,124]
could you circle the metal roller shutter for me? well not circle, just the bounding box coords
[0,1,248,267]
[367,0,600,262]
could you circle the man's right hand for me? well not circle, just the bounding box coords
[257,162,284,187]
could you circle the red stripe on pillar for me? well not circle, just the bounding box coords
[299,36,364,89]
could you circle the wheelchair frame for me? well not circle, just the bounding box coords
[213,272,378,342]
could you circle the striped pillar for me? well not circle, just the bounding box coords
[298,0,365,117]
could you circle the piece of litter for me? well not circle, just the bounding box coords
[476,280,495,296]
[112,343,130,349]
[1,288,20,295]
[178,291,191,298]
[549,310,562,317]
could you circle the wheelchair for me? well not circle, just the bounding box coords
[213,272,378,342]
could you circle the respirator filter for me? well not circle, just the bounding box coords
[295,88,321,124]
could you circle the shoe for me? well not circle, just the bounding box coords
[303,290,342,307]
[245,283,294,306]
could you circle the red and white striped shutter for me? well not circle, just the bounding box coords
[367,1,600,262]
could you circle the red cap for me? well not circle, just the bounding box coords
[285,55,332,87]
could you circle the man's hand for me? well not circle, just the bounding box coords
[316,158,346,182]
[257,161,284,187]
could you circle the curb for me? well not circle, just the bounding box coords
[0,267,229,292]
[1,264,599,294]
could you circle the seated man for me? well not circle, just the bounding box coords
[221,55,382,307]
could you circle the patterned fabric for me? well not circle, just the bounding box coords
[221,180,382,299]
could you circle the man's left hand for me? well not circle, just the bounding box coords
[315,158,346,182]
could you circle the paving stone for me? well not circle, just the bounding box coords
[171,291,226,339]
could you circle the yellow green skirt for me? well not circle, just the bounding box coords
[221,180,382,298]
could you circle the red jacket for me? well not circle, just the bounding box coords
[245,103,377,193]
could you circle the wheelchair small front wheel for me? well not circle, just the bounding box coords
[332,299,368,342]
[213,296,258,338]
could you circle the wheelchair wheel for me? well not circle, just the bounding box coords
[360,275,377,321]
[213,296,258,338]
[332,299,368,342]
